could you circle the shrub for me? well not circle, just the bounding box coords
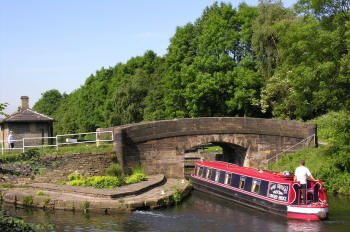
[19,149,41,161]
[36,190,44,196]
[67,166,146,189]
[68,179,85,186]
[172,187,181,205]
[105,163,123,177]
[124,173,146,184]
[124,166,146,184]
[23,196,33,206]
[84,176,121,188]
[68,172,83,181]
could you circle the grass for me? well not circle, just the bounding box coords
[270,111,350,194]
[0,143,113,163]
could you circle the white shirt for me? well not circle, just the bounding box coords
[294,165,311,184]
[8,133,13,144]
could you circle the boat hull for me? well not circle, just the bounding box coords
[190,175,287,215]
[287,205,328,220]
[191,175,328,220]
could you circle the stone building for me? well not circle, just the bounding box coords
[0,96,54,149]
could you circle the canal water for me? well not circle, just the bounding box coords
[2,191,350,232]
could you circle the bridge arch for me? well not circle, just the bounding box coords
[98,117,317,178]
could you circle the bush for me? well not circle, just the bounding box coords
[124,167,146,184]
[85,176,121,188]
[271,111,350,194]
[68,179,86,186]
[68,175,121,188]
[105,163,123,177]
[0,149,41,163]
[68,172,83,181]
[311,111,350,145]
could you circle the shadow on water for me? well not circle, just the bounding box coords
[1,192,350,232]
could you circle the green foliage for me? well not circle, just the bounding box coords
[311,111,350,145]
[19,149,41,161]
[0,102,8,116]
[84,176,121,188]
[43,198,51,205]
[172,186,182,205]
[0,144,112,163]
[68,172,83,181]
[124,166,146,184]
[83,201,89,214]
[67,166,146,188]
[105,163,124,177]
[33,89,63,118]
[68,175,121,188]
[36,190,44,196]
[0,149,41,164]
[23,196,33,206]
[271,111,350,194]
[0,209,53,232]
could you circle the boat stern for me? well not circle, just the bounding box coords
[287,205,328,220]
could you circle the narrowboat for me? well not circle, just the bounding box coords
[190,161,328,220]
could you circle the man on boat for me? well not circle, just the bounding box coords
[294,160,316,204]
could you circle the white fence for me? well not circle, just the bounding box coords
[1,131,113,155]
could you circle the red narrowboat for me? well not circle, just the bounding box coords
[190,161,328,220]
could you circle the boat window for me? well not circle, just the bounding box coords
[215,170,220,182]
[251,179,261,194]
[206,169,212,179]
[197,167,203,177]
[239,176,246,189]
[224,173,232,185]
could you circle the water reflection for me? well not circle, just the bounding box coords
[287,220,323,232]
[1,193,350,232]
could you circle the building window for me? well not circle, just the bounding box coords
[251,179,261,194]
[197,167,203,177]
[215,170,220,182]
[206,169,212,179]
[239,176,246,189]
[224,173,232,185]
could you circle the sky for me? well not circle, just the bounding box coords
[0,0,297,115]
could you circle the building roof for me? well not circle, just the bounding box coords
[0,108,54,123]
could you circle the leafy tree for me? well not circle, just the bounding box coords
[33,89,63,117]
[0,102,8,116]
[163,2,261,118]
[259,3,350,119]
[252,0,294,79]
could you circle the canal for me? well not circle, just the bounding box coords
[2,191,350,232]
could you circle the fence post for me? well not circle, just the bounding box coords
[96,131,98,148]
[56,135,59,151]
[22,138,25,153]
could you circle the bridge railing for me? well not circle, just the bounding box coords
[265,134,316,169]
[1,131,113,154]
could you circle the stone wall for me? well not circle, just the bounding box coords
[33,153,115,183]
[98,117,317,178]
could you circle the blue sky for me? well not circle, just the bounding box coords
[0,0,296,114]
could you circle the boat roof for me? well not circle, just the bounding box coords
[195,161,293,183]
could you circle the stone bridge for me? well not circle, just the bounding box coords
[98,117,317,178]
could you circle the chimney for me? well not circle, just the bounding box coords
[20,96,29,111]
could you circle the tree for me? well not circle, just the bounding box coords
[0,102,8,116]
[33,89,63,117]
[252,0,294,79]
[163,3,261,118]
